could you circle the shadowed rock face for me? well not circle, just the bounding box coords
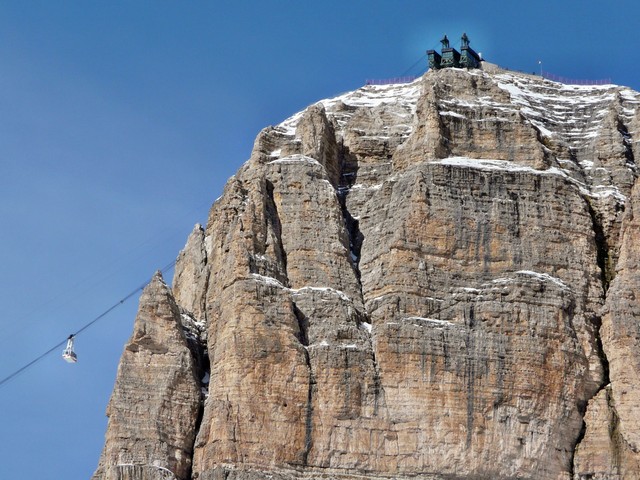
[94,66,640,480]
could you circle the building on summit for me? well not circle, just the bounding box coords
[428,33,482,70]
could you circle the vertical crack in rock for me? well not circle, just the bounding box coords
[293,303,309,347]
[587,200,613,293]
[584,198,613,390]
[617,118,636,168]
[570,401,589,479]
[263,179,288,282]
[584,197,613,386]
[335,144,386,417]
[190,369,208,479]
[335,143,362,281]
[292,304,314,466]
[574,174,640,477]
[571,198,616,475]
[179,310,210,480]
[592,316,611,388]
[573,384,640,478]
[337,183,364,283]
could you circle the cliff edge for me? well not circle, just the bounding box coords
[93,66,640,480]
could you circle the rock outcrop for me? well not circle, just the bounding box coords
[92,272,203,480]
[94,64,640,479]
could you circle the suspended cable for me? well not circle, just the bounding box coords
[0,198,212,348]
[400,53,427,77]
[0,260,176,390]
[0,340,70,391]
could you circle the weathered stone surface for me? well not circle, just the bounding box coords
[394,69,549,170]
[95,65,640,480]
[573,385,640,479]
[281,104,342,187]
[348,161,604,478]
[173,223,209,325]
[603,177,640,407]
[575,176,640,478]
[92,272,202,480]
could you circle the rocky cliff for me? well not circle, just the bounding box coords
[93,63,640,480]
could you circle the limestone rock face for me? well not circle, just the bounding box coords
[92,272,203,480]
[574,179,640,479]
[573,385,640,479]
[95,65,640,480]
[173,224,209,325]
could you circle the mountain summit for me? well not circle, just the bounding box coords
[93,64,640,480]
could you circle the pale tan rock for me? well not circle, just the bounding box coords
[352,162,605,478]
[573,385,640,480]
[95,65,640,480]
[173,224,209,324]
[285,104,342,186]
[92,272,202,480]
[393,68,549,170]
[583,177,640,478]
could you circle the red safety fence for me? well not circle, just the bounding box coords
[363,71,612,87]
[542,71,612,86]
[364,76,418,86]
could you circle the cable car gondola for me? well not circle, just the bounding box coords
[62,335,77,363]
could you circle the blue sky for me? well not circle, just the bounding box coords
[0,1,638,478]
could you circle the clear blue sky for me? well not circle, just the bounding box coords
[0,1,638,478]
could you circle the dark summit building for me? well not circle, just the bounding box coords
[428,33,482,70]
